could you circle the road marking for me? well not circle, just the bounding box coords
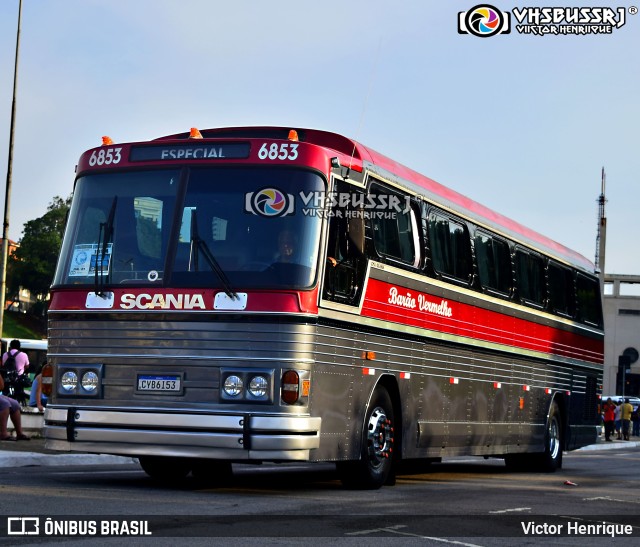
[584,496,640,505]
[489,507,531,514]
[345,525,483,546]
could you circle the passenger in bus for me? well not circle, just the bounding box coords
[275,230,299,264]
[0,374,30,441]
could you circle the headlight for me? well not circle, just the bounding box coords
[56,364,103,398]
[81,371,99,392]
[223,375,243,397]
[248,375,268,397]
[60,371,78,392]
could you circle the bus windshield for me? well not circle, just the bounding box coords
[54,167,325,290]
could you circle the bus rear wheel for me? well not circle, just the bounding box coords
[504,401,563,473]
[139,456,191,482]
[538,401,563,472]
[338,387,395,489]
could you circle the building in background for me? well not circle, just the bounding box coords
[603,274,640,396]
[0,237,36,313]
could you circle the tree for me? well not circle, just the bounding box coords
[9,195,71,301]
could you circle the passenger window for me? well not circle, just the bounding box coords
[474,231,512,295]
[515,249,544,306]
[370,185,418,267]
[428,211,471,282]
[576,273,603,327]
[548,262,575,317]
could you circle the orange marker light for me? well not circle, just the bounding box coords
[189,127,203,139]
[288,129,299,141]
[102,136,113,146]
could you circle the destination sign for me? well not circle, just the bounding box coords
[130,143,250,162]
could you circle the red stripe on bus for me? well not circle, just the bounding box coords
[361,278,603,364]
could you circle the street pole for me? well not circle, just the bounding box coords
[0,0,23,337]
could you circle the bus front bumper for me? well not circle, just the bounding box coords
[44,407,321,461]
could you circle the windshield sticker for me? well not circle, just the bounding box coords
[69,244,112,277]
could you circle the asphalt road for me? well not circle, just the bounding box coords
[0,444,639,546]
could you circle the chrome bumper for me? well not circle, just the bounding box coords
[44,407,321,461]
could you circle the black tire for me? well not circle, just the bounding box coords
[504,401,563,473]
[139,456,191,483]
[338,387,395,489]
[538,401,563,472]
[191,459,233,487]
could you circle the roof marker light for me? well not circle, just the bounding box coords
[288,129,299,141]
[189,127,203,139]
[102,136,113,146]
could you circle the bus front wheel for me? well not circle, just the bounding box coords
[338,387,395,489]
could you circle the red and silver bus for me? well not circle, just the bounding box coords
[43,127,603,488]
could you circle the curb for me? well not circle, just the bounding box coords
[0,452,138,467]
[578,439,640,451]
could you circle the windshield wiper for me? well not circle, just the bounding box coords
[94,196,117,296]
[189,209,237,300]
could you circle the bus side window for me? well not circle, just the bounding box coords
[515,249,544,307]
[576,273,603,327]
[427,210,472,284]
[474,231,512,296]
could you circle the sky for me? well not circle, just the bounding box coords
[0,0,638,274]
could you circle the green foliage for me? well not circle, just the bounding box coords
[2,311,45,339]
[9,195,71,299]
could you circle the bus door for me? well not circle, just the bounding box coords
[321,179,366,306]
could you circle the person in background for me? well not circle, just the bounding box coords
[602,398,616,442]
[614,401,622,440]
[28,362,48,412]
[2,339,30,375]
[620,398,634,441]
[632,404,640,438]
[0,373,30,441]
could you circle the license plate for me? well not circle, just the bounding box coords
[137,375,181,393]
